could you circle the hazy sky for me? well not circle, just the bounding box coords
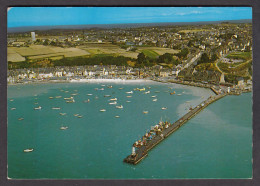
[8,7,252,28]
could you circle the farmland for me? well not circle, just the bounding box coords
[8,43,179,63]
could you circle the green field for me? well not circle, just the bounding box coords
[226,52,252,61]
[140,49,159,59]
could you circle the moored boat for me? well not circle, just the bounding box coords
[23,148,33,152]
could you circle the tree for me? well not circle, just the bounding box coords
[137,52,146,64]
[197,53,210,65]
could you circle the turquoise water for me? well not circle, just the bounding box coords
[7,81,252,179]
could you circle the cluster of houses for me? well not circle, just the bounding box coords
[8,22,252,53]
[7,65,181,84]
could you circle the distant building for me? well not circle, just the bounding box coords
[31,32,36,41]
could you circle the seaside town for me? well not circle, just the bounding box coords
[8,21,252,95]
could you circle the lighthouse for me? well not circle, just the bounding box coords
[131,146,136,156]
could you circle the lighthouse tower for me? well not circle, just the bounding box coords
[131,146,136,156]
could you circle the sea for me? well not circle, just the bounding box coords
[7,80,252,179]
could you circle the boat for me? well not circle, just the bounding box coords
[64,97,73,100]
[99,88,104,91]
[77,115,83,118]
[71,93,78,96]
[155,91,160,93]
[87,94,93,96]
[101,85,106,87]
[115,116,120,118]
[151,95,157,98]
[11,108,16,110]
[177,94,182,96]
[49,97,54,99]
[138,88,145,91]
[116,105,123,109]
[144,91,150,94]
[52,107,61,110]
[34,106,42,110]
[170,91,176,95]
[118,87,124,90]
[126,96,132,98]
[104,95,111,97]
[59,113,66,116]
[74,114,79,116]
[126,91,133,94]
[60,126,68,130]
[126,100,131,103]
[10,99,14,102]
[143,111,149,114]
[100,109,106,112]
[108,85,113,88]
[24,148,33,153]
[84,99,90,103]
[55,96,62,98]
[66,98,75,103]
[65,91,69,93]
[109,101,117,105]
[34,102,38,105]
[18,118,24,121]
[110,98,117,101]
[152,99,157,102]
[161,107,167,110]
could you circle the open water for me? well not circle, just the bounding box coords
[7,81,252,179]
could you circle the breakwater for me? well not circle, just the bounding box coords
[124,93,226,165]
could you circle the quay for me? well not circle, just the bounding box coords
[123,93,226,165]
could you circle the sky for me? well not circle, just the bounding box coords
[7,7,252,28]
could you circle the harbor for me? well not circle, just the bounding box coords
[124,92,226,165]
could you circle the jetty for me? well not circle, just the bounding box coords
[124,93,226,165]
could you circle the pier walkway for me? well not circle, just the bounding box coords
[124,93,226,165]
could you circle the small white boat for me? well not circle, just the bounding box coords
[52,107,61,110]
[126,91,133,94]
[10,99,14,102]
[71,93,78,96]
[64,97,73,100]
[77,115,83,118]
[55,96,62,98]
[104,95,111,97]
[126,100,131,103]
[118,87,124,90]
[18,118,24,121]
[65,91,69,93]
[59,113,66,116]
[99,88,104,91]
[152,99,158,102]
[34,102,38,105]
[116,105,123,109]
[109,101,117,105]
[115,116,120,118]
[84,99,90,103]
[74,114,79,116]
[110,98,117,101]
[107,85,113,88]
[177,94,182,96]
[143,111,149,114]
[100,109,106,112]
[144,91,150,94]
[101,85,106,87]
[87,94,93,96]
[49,97,54,99]
[60,126,68,130]
[161,107,167,110]
[126,96,132,98]
[34,106,42,110]
[151,95,157,98]
[11,108,16,110]
[24,148,33,153]
[155,91,160,93]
